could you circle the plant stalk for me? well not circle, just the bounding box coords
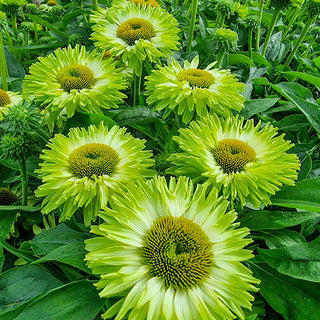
[261,6,281,56]
[186,0,198,52]
[0,32,9,90]
[282,6,300,40]
[255,0,264,51]
[216,48,226,68]
[18,158,28,206]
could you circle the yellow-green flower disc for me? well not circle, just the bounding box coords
[168,115,300,208]
[85,176,259,320]
[23,45,127,131]
[35,123,155,226]
[0,89,23,120]
[90,3,180,75]
[145,56,245,123]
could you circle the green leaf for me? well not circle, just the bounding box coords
[227,53,255,67]
[271,82,320,134]
[262,230,306,249]
[239,210,320,231]
[10,280,103,320]
[0,210,17,241]
[64,111,117,133]
[250,263,320,320]
[29,223,90,256]
[282,71,320,88]
[4,48,25,79]
[265,31,282,61]
[258,237,320,282]
[0,265,62,318]
[275,114,309,130]
[240,98,278,119]
[33,242,91,273]
[271,178,320,212]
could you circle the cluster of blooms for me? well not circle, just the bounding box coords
[1,0,301,319]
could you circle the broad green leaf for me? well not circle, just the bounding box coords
[298,152,312,180]
[12,280,103,320]
[275,114,309,130]
[64,111,117,133]
[227,53,255,67]
[240,98,278,119]
[0,210,17,241]
[258,237,320,282]
[262,229,306,249]
[282,71,320,88]
[272,82,320,134]
[313,56,320,69]
[4,48,25,79]
[271,178,320,212]
[250,263,320,320]
[33,242,90,273]
[29,223,89,255]
[0,265,62,317]
[265,31,282,61]
[239,210,320,231]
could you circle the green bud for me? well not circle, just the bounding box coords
[306,0,320,18]
[1,0,27,16]
[245,14,260,29]
[24,3,40,15]
[0,133,32,160]
[270,0,291,9]
[214,0,234,18]
[212,27,238,50]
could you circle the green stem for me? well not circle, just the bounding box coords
[283,16,314,69]
[18,158,28,206]
[296,37,316,71]
[216,47,226,68]
[248,28,253,59]
[11,15,18,40]
[0,32,8,90]
[261,6,281,56]
[133,73,141,107]
[255,0,264,51]
[4,29,15,55]
[186,0,198,52]
[92,0,98,11]
[33,19,39,43]
[282,7,300,40]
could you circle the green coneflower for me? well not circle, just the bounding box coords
[145,56,245,123]
[23,45,127,131]
[35,123,155,226]
[0,89,22,120]
[85,176,259,320]
[90,3,180,75]
[168,115,300,208]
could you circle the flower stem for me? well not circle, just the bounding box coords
[281,16,314,72]
[92,0,99,11]
[133,73,141,106]
[33,19,39,43]
[282,7,300,40]
[0,32,9,90]
[255,0,264,51]
[296,37,316,71]
[216,48,226,68]
[261,6,281,56]
[11,15,18,40]
[248,28,253,59]
[186,0,198,52]
[18,158,28,206]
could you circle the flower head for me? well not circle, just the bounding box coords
[23,45,126,131]
[35,123,155,225]
[168,115,300,208]
[0,187,18,205]
[0,0,27,15]
[145,56,245,123]
[212,28,238,51]
[0,89,23,120]
[85,176,258,320]
[90,3,180,75]
[306,0,320,16]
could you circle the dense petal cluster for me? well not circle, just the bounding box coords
[35,124,155,225]
[23,45,127,131]
[168,115,300,207]
[0,89,22,120]
[90,3,180,75]
[145,56,245,123]
[86,176,258,320]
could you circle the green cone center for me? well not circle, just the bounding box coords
[212,139,256,174]
[141,216,213,289]
[177,69,215,88]
[68,143,120,178]
[117,18,155,46]
[56,64,96,92]
[0,187,18,205]
[0,89,11,107]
